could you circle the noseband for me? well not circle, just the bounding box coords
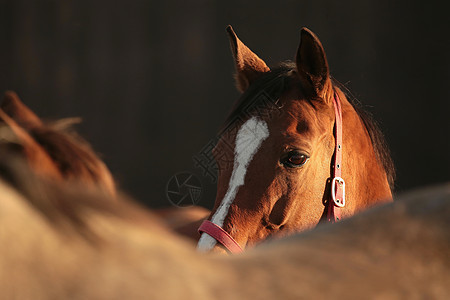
[198,92,346,254]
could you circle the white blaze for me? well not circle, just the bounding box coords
[197,117,269,251]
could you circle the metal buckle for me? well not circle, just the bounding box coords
[331,177,345,207]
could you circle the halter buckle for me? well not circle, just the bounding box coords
[331,177,346,207]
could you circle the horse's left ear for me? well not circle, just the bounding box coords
[296,28,333,102]
[1,91,43,129]
[0,109,61,179]
[226,25,270,93]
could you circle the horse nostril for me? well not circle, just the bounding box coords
[264,223,285,231]
[264,223,276,230]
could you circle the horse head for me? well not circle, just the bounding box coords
[197,26,394,253]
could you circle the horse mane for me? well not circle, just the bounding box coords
[30,120,115,189]
[0,113,116,195]
[224,61,395,191]
[331,79,396,190]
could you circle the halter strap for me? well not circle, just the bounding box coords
[198,220,243,253]
[327,92,345,222]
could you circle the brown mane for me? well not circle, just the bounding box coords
[29,121,116,192]
[224,61,395,190]
[0,91,116,195]
[332,79,396,190]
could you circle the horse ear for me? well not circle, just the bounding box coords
[226,25,270,93]
[1,91,43,128]
[0,109,61,179]
[296,28,333,102]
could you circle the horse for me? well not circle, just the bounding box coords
[0,148,448,299]
[0,91,208,240]
[197,26,395,253]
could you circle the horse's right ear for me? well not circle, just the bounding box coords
[1,91,43,128]
[296,28,333,102]
[226,26,270,93]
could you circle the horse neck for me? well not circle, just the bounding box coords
[338,90,392,215]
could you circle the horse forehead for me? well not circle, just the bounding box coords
[268,99,328,138]
[216,112,318,153]
[215,95,330,151]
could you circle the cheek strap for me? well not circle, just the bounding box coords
[327,91,345,222]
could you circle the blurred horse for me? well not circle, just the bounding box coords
[0,91,208,240]
[198,26,395,253]
[0,150,447,299]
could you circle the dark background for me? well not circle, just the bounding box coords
[1,0,449,208]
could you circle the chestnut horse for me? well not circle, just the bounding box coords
[198,27,395,253]
[0,149,447,298]
[0,91,208,239]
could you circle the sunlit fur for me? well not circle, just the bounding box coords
[0,152,447,299]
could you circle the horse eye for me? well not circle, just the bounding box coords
[281,151,309,168]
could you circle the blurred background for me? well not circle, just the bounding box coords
[0,0,449,208]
